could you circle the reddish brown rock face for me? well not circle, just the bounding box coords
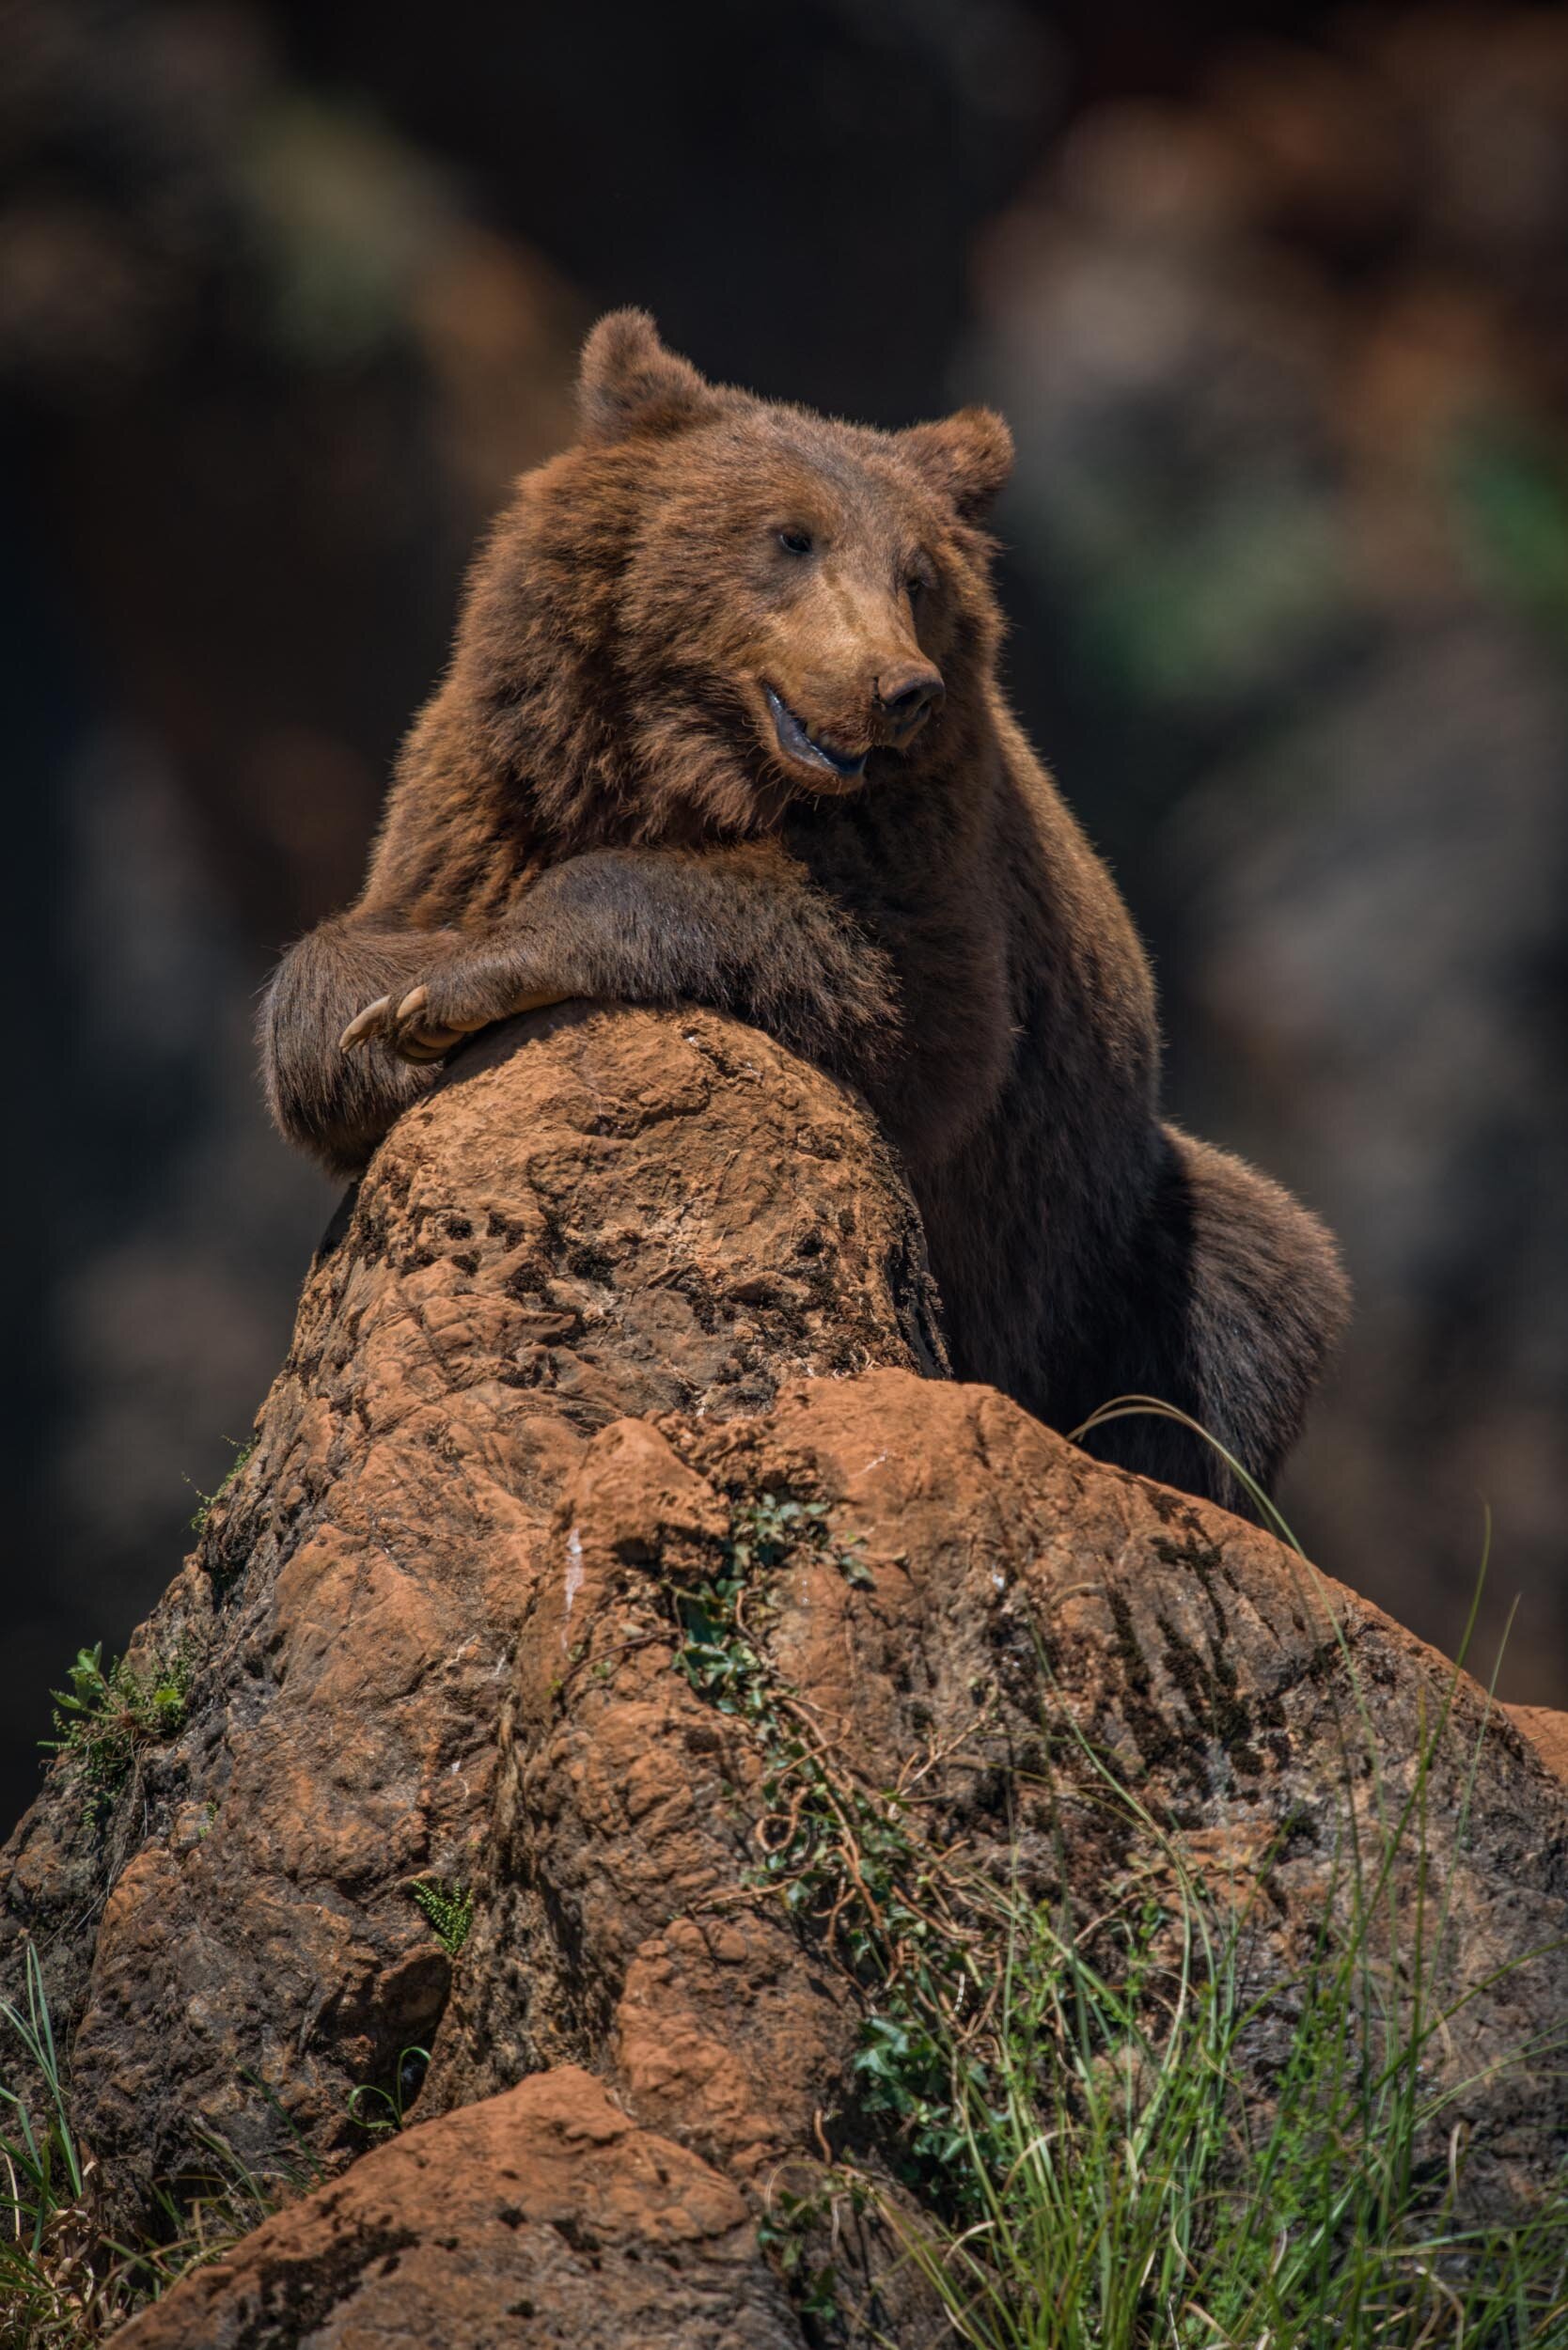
[6,1007,1567,2346]
[113,2068,803,2350]
[426,1369,1568,2227]
[0,1005,941,2225]
[1508,1703,1568,1786]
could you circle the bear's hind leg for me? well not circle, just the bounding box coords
[1076,1126,1349,1511]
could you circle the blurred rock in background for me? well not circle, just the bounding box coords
[3,0,1564,1822]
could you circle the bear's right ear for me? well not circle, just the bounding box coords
[577,309,715,444]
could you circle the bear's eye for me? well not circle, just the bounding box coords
[777,527,813,556]
[906,575,925,603]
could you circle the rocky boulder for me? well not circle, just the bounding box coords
[6,1006,1568,2347]
[1,1003,942,2229]
[116,2068,805,2350]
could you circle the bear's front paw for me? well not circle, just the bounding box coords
[339,962,571,1066]
[338,983,468,1065]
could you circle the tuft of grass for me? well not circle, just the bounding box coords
[0,1947,281,2345]
[655,1449,1568,2347]
[41,1642,193,1824]
[409,1878,473,1958]
[0,1948,82,2248]
[185,1439,256,1538]
[877,1793,1568,2349]
[875,1400,1568,2348]
[347,2045,431,2139]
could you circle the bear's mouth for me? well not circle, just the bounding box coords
[762,686,868,785]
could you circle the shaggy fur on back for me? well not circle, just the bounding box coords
[262,311,1349,1506]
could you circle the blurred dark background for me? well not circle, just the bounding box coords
[4,0,1566,1826]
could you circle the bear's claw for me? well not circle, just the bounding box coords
[339,997,392,1053]
[341,981,575,1064]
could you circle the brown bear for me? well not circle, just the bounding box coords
[261,310,1348,1506]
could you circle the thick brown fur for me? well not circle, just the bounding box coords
[261,312,1349,1506]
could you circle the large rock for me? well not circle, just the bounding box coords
[116,1365,1568,2346]
[428,1371,1568,2220]
[116,2068,802,2350]
[0,1004,941,2221]
[8,1005,1568,2347]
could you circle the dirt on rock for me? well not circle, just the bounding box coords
[110,1355,1568,2346]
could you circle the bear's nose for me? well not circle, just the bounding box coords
[874,661,945,729]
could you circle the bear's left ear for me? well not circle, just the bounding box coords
[900,407,1013,523]
[577,308,715,444]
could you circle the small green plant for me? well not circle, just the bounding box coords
[347,2044,431,2138]
[755,2178,852,2324]
[186,1438,255,1536]
[42,1640,193,1822]
[665,1486,1012,2235]
[671,1490,874,1711]
[410,1877,474,1957]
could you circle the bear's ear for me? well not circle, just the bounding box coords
[577,309,715,443]
[899,407,1013,523]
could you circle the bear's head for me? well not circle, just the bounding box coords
[448,314,1014,847]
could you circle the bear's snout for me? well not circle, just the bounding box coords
[873,660,945,742]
